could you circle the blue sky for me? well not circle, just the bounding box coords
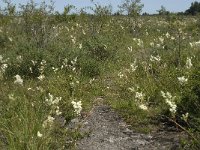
[1,0,200,14]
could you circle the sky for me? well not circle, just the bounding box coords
[1,0,200,14]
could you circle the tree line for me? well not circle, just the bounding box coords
[154,1,200,16]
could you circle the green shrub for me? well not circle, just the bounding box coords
[80,58,101,78]
[83,37,112,61]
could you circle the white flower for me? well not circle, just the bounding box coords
[150,42,154,47]
[0,55,9,63]
[159,37,164,44]
[182,112,189,122]
[139,104,148,110]
[36,86,44,92]
[150,55,161,62]
[45,93,61,105]
[135,92,145,101]
[161,91,177,114]
[171,36,175,40]
[42,115,55,128]
[45,93,53,105]
[8,37,12,42]
[137,39,143,47]
[128,87,135,92]
[169,103,177,114]
[1,64,8,73]
[79,43,82,49]
[52,67,59,73]
[14,75,23,85]
[37,74,45,81]
[156,44,161,48]
[52,97,62,105]
[178,76,188,85]
[71,100,82,115]
[190,40,200,47]
[56,106,62,115]
[130,60,138,72]
[186,57,192,69]
[47,116,55,122]
[72,38,76,44]
[31,60,37,66]
[8,93,15,101]
[89,78,95,84]
[71,57,77,66]
[189,42,193,48]
[37,131,43,138]
[166,32,170,38]
[118,72,124,78]
[16,55,23,62]
[82,29,86,35]
[128,46,132,52]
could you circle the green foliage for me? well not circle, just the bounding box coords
[118,0,144,16]
[55,5,76,22]
[177,66,200,130]
[0,34,9,48]
[83,37,112,61]
[185,1,200,15]
[157,5,170,15]
[80,58,101,78]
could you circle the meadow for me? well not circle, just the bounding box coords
[0,1,200,149]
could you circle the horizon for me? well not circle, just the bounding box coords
[1,0,200,14]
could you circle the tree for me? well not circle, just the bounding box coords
[157,5,169,15]
[118,0,144,17]
[185,1,200,15]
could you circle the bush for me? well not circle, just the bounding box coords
[83,37,112,61]
[177,66,200,130]
[80,58,101,78]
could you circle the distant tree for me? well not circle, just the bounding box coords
[157,5,169,15]
[142,12,149,16]
[118,0,144,17]
[113,11,121,16]
[55,5,76,22]
[185,1,200,15]
[2,0,16,16]
[177,12,185,16]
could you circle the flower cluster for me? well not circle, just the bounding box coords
[42,115,55,128]
[45,93,62,106]
[61,57,78,72]
[38,60,46,81]
[135,90,148,111]
[177,76,188,85]
[189,40,200,48]
[150,55,161,62]
[161,91,177,114]
[130,60,138,72]
[186,57,192,69]
[46,93,62,116]
[133,38,143,47]
[71,100,82,115]
[14,75,23,86]
[118,72,124,78]
[135,91,145,101]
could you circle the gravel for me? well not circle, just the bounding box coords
[75,105,184,150]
